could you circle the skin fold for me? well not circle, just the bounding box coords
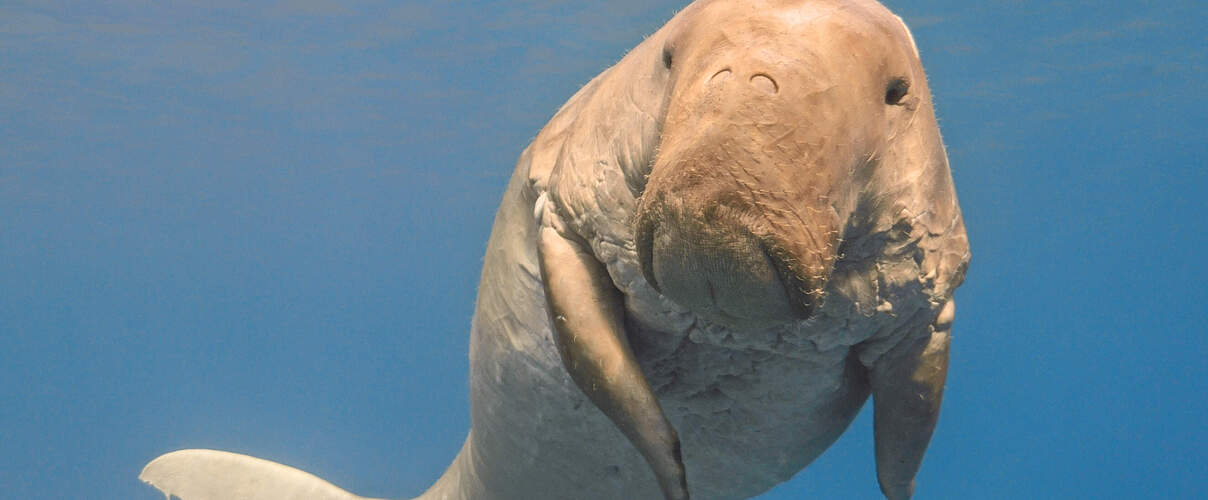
[140,1,970,499]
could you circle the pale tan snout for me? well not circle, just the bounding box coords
[632,141,828,329]
[634,54,845,330]
[636,193,807,330]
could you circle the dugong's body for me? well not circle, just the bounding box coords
[142,1,970,499]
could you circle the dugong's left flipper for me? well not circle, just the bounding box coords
[537,210,688,500]
[140,449,382,500]
[868,300,955,500]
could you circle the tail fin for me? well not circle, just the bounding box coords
[140,449,386,500]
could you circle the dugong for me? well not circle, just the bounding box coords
[141,0,970,499]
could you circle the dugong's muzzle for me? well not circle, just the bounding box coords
[633,141,837,330]
[635,196,814,329]
[631,34,862,330]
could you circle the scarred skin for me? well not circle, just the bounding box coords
[425,1,968,498]
[140,1,970,499]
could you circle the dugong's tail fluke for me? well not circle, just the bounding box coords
[140,449,387,500]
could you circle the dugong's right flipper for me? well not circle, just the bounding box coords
[537,210,689,500]
[140,449,383,500]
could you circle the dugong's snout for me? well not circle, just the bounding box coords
[629,7,889,330]
[633,172,832,329]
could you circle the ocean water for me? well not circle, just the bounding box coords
[1,1,1203,498]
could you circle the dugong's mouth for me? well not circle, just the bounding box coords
[634,209,816,330]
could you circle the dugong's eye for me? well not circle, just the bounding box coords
[885,77,910,105]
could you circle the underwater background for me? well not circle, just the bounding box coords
[1,1,1204,498]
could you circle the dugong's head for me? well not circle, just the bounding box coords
[634,0,944,330]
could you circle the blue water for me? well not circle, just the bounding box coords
[1,1,1204,498]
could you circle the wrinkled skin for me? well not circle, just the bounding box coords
[437,1,969,498]
[140,1,970,499]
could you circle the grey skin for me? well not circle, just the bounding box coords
[140,1,970,499]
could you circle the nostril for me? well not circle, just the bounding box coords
[750,74,778,94]
[709,68,732,84]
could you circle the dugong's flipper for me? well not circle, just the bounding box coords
[869,300,956,500]
[537,210,688,500]
[140,449,382,500]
